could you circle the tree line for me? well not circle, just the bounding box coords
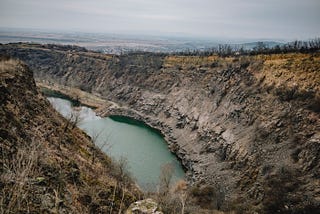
[170,38,320,57]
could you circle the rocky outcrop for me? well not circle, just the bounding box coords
[1,44,319,212]
[126,199,163,214]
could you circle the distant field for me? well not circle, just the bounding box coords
[0,30,219,54]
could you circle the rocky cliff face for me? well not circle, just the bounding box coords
[1,44,319,213]
[0,57,139,213]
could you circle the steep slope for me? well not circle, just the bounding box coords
[1,44,319,213]
[0,58,139,213]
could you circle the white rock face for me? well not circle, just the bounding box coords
[126,198,163,214]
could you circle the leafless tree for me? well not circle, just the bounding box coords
[158,162,174,196]
[174,180,188,214]
[63,111,82,132]
[89,129,113,164]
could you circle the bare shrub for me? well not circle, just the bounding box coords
[109,156,134,214]
[63,111,83,132]
[86,127,113,164]
[158,162,174,196]
[111,156,133,188]
[189,183,225,210]
[173,180,188,214]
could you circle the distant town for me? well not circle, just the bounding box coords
[0,28,284,54]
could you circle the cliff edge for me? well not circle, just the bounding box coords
[0,57,139,213]
[1,44,319,213]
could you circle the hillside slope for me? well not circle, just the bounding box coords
[0,58,139,213]
[1,44,320,213]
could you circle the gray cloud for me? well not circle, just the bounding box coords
[0,0,319,39]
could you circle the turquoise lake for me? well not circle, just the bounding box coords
[47,97,185,190]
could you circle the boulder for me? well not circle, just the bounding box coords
[126,198,163,214]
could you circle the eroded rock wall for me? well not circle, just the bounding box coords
[1,44,319,212]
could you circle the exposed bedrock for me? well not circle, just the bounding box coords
[1,44,319,211]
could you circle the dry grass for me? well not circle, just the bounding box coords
[0,58,140,213]
[165,53,320,102]
[0,59,20,74]
[1,139,42,213]
[256,53,320,92]
[164,55,220,68]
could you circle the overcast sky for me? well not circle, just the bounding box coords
[0,0,319,40]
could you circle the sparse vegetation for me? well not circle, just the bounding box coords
[150,163,231,214]
[0,58,140,213]
[1,43,319,213]
[261,166,319,214]
[1,139,41,213]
